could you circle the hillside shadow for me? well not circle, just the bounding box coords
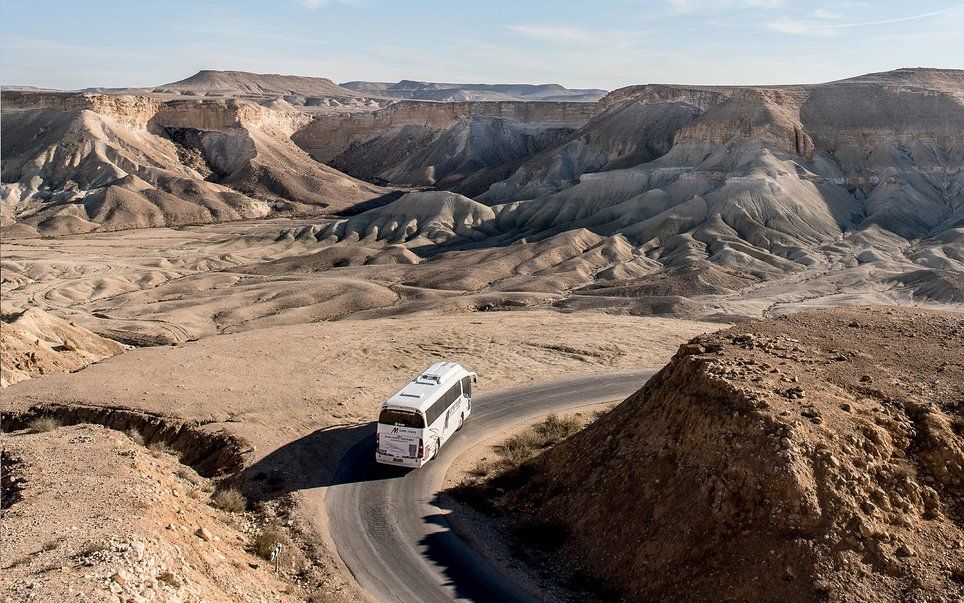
[237,421,409,501]
[335,190,407,216]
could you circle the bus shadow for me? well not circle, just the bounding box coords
[416,492,539,602]
[238,421,409,501]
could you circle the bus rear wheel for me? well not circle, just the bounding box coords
[432,438,441,460]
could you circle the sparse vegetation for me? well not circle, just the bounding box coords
[308,589,338,603]
[156,571,179,587]
[490,413,582,470]
[27,417,61,434]
[147,439,174,455]
[253,525,289,560]
[175,466,197,482]
[125,429,145,446]
[212,487,247,513]
[534,413,582,443]
[450,413,587,514]
[74,541,108,559]
[41,539,61,552]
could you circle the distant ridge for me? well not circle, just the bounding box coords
[154,70,361,98]
[339,79,607,102]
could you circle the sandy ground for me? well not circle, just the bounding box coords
[1,308,722,600]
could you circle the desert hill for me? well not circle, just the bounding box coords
[2,68,962,324]
[0,307,125,387]
[0,91,391,235]
[154,69,361,99]
[340,79,607,102]
[498,306,963,601]
[0,94,270,236]
[311,68,963,313]
[154,98,390,212]
[292,100,597,195]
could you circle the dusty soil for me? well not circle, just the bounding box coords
[496,306,963,602]
[1,308,720,601]
[0,423,305,603]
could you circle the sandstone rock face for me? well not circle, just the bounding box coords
[292,100,597,194]
[0,99,270,236]
[502,307,963,601]
[153,99,388,211]
[483,68,963,211]
[1,91,161,129]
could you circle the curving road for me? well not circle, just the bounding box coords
[327,370,655,603]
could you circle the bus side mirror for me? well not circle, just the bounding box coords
[472,375,478,384]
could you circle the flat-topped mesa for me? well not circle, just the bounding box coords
[368,99,599,125]
[340,80,608,102]
[1,91,161,130]
[598,83,732,113]
[597,69,964,162]
[154,98,312,137]
[153,69,359,98]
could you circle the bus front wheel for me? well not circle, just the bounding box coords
[457,413,465,431]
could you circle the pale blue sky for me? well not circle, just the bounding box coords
[1,0,962,90]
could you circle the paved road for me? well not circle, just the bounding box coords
[326,370,655,603]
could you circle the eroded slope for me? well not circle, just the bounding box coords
[502,307,963,601]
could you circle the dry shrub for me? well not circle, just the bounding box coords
[308,589,341,602]
[253,525,289,560]
[75,541,108,558]
[468,462,492,478]
[125,429,145,446]
[534,413,581,444]
[147,440,174,455]
[212,487,246,513]
[27,417,61,434]
[156,571,179,587]
[493,414,583,469]
[175,467,195,481]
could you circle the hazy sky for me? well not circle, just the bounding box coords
[1,0,962,90]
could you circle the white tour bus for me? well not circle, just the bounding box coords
[375,361,477,467]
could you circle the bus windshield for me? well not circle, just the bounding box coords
[378,408,425,428]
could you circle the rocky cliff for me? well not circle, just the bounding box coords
[1,91,161,129]
[500,306,963,601]
[291,100,597,194]
[153,99,388,211]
